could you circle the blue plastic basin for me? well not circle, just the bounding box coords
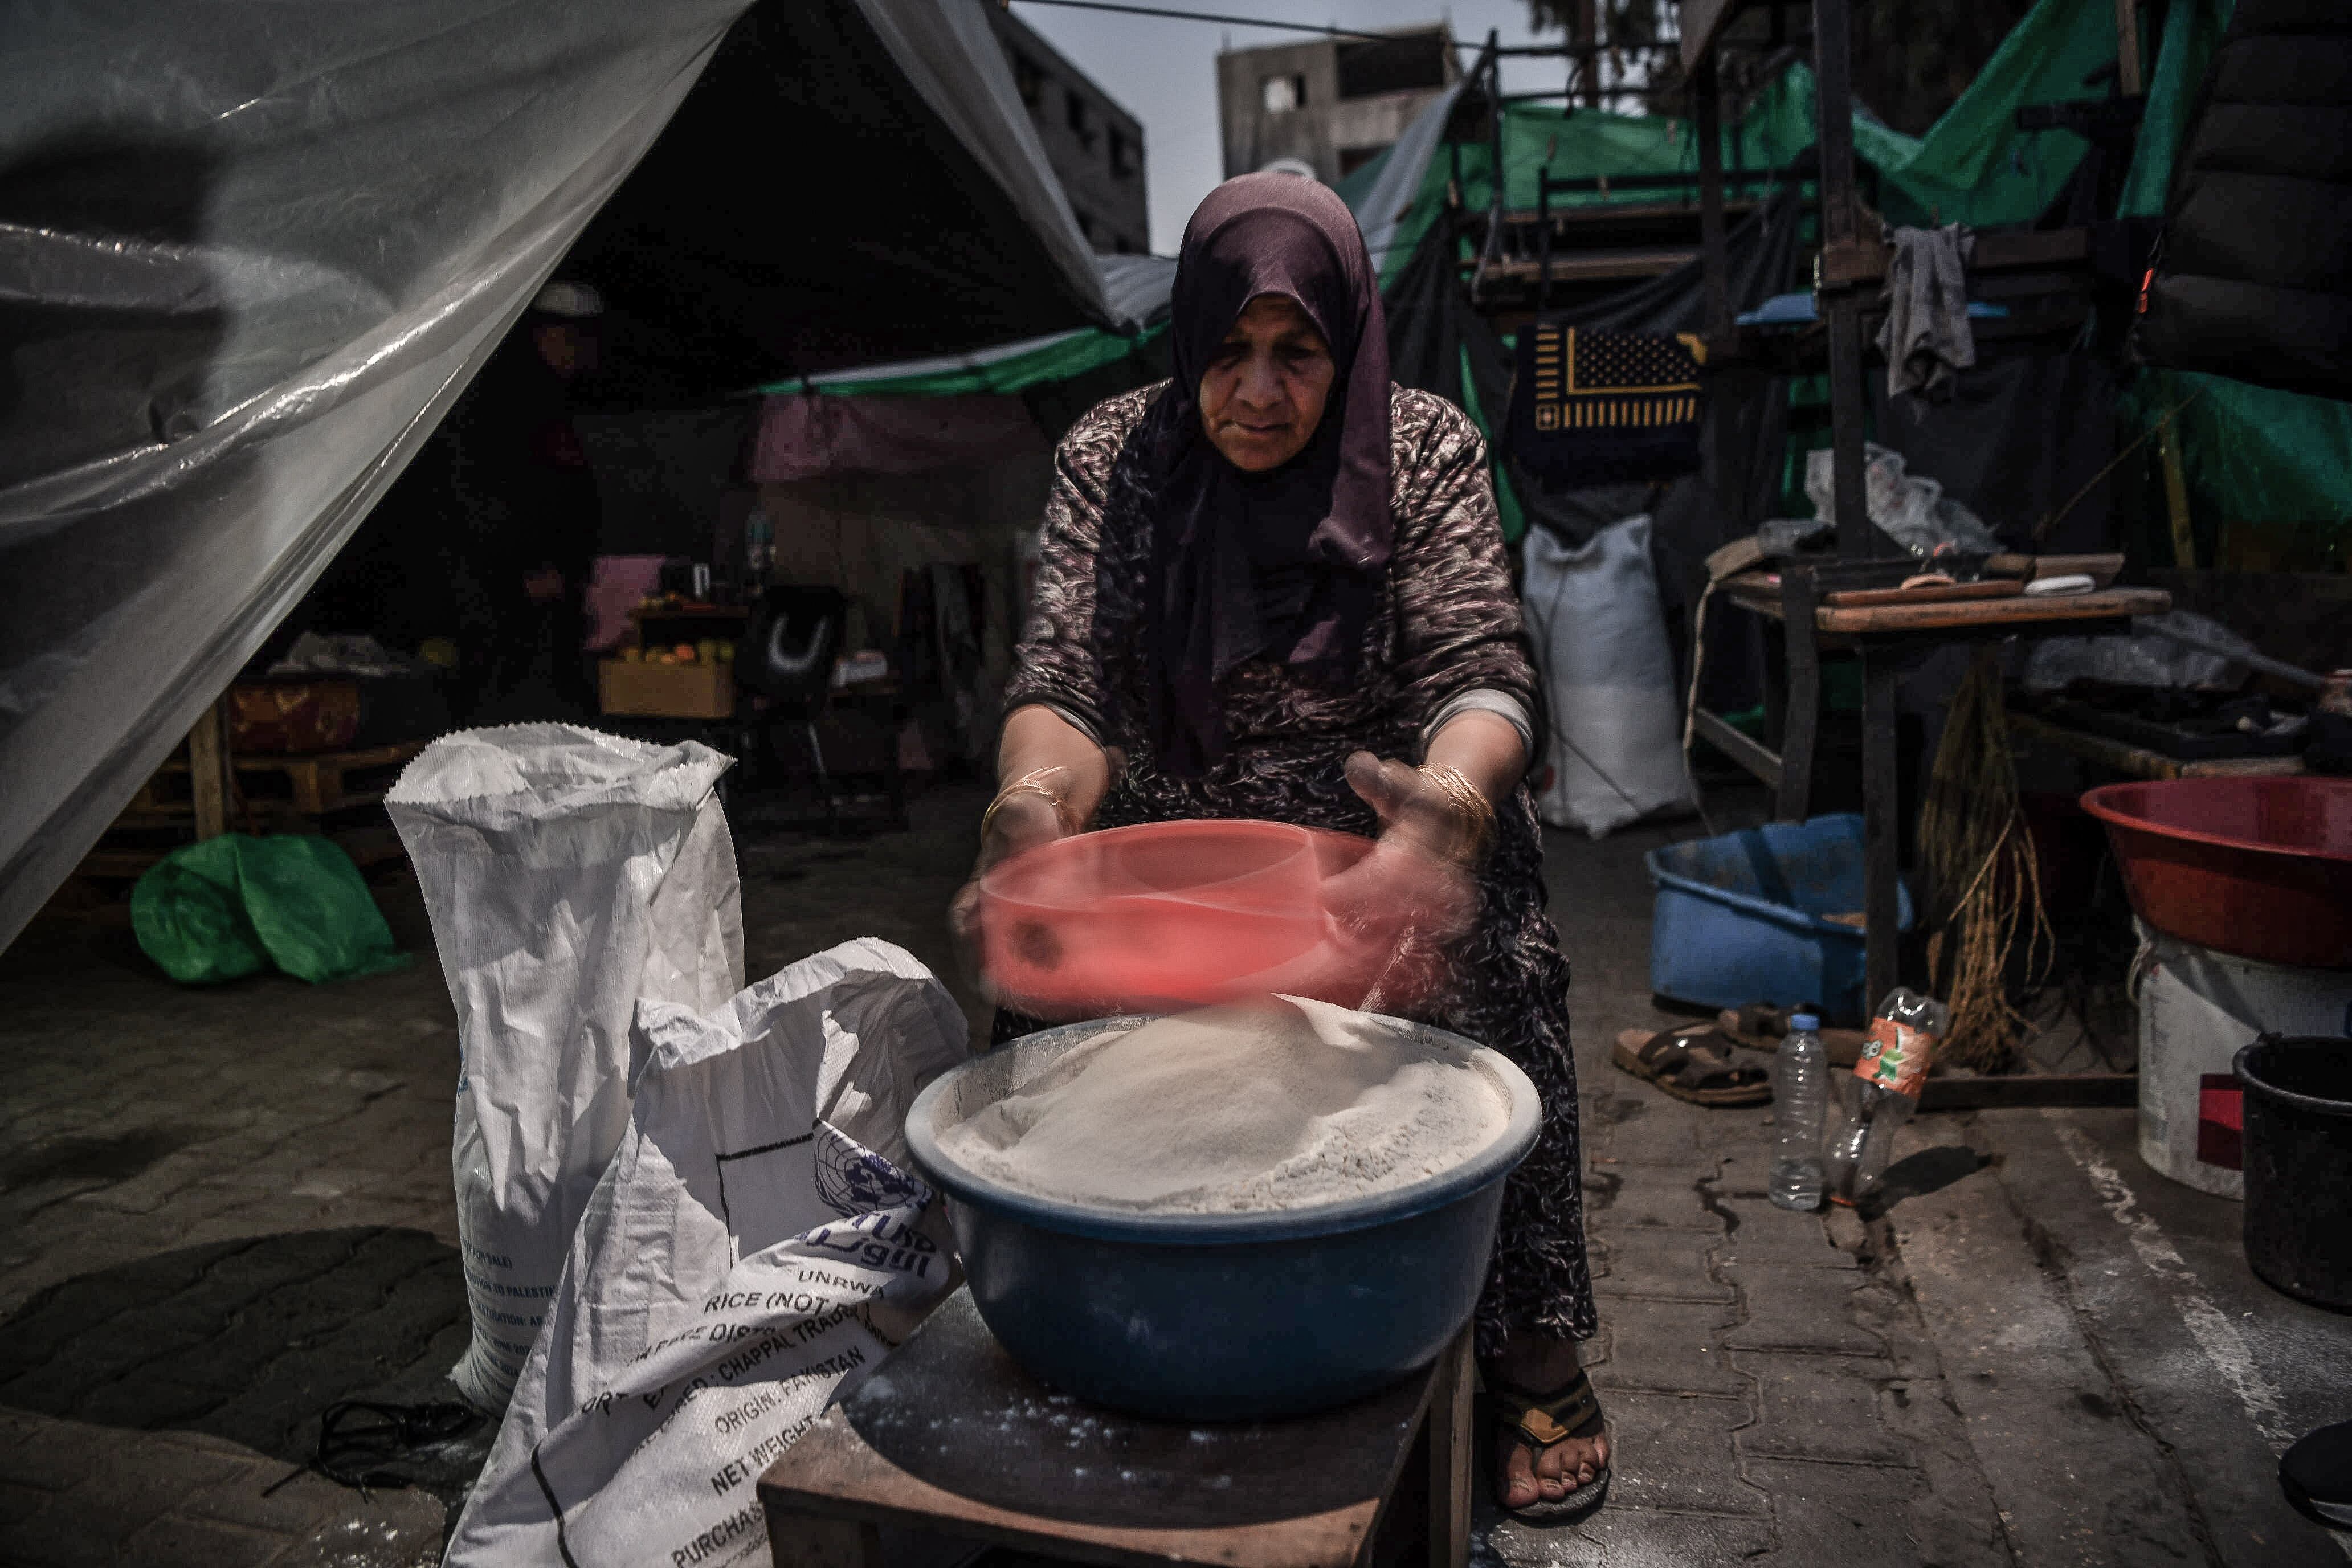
[1645,814,1913,1026]
[904,1014,1541,1420]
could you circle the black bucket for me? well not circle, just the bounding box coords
[2235,1034,2352,1310]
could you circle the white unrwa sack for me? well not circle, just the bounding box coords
[444,938,969,1568]
[1521,516,1696,838]
[386,724,744,1412]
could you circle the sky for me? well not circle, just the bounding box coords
[1006,0,1581,254]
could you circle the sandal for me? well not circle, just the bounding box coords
[1716,1005,1867,1068]
[1612,1023,1772,1106]
[1489,1367,1611,1523]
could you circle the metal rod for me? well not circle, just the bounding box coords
[1574,0,1601,108]
[1693,52,1730,337]
[2159,417,2196,568]
[1824,293,1874,557]
[1775,569,1822,822]
[1005,0,1592,52]
[1536,165,1551,312]
[2132,617,2328,690]
[1862,652,1902,1010]
[1471,33,1506,302]
[1531,168,1786,195]
[1812,0,1874,559]
[2114,0,2145,95]
[1811,0,1859,246]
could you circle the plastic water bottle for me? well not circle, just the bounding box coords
[743,507,774,589]
[1769,1011,1829,1211]
[1824,987,1950,1206]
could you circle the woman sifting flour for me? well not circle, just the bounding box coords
[951,172,1607,1521]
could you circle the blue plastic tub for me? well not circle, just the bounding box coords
[1645,814,1913,1026]
[904,1014,1541,1420]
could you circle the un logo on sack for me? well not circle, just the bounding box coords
[814,1126,928,1217]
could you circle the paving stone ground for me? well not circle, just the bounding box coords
[2,779,2344,1567]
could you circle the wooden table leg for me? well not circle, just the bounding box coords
[1775,568,1822,823]
[1861,650,1903,1009]
[1430,1328,1473,1568]
[763,1509,881,1568]
[187,696,232,840]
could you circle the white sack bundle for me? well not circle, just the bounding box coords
[386,724,744,1411]
[1522,516,1696,838]
[444,938,969,1568]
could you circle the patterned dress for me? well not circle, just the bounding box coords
[1002,381,1596,1349]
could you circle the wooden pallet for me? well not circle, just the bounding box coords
[37,726,426,924]
[143,738,428,820]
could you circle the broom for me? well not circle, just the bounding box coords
[1917,650,2055,1071]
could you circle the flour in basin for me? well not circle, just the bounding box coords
[938,997,1509,1212]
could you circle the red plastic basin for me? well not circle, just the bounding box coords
[977,818,1443,1015]
[2081,778,2352,969]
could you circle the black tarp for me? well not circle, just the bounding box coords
[1384,189,1807,557]
[2133,0,2352,399]
[563,3,1129,405]
[1870,351,2119,555]
[1383,192,1806,716]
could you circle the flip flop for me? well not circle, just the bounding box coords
[1716,1005,1867,1068]
[1611,1023,1772,1106]
[1489,1367,1611,1523]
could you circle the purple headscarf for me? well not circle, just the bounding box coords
[1140,172,1394,777]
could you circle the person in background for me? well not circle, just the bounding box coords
[442,280,604,718]
[954,174,1608,1521]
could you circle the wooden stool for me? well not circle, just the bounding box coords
[761,1288,1474,1568]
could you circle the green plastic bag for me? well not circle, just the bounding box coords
[132,834,411,985]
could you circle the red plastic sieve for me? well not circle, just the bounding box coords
[2080,778,2352,969]
[976,818,1447,1015]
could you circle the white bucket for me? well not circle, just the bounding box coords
[2135,923,2352,1200]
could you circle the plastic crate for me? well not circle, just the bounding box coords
[1644,814,1913,1026]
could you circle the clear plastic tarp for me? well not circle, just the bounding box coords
[0,0,1124,945]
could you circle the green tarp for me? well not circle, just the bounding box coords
[1346,0,2155,284]
[1457,344,1528,544]
[2120,0,2234,217]
[757,0,2343,553]
[2126,370,2352,559]
[761,324,1165,398]
[1848,0,2126,228]
[770,0,2158,386]
[1361,0,2345,550]
[132,834,411,986]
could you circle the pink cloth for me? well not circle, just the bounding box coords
[585,554,667,650]
[749,394,1044,483]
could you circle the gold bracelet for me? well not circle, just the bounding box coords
[1418,763,1497,864]
[981,775,1077,845]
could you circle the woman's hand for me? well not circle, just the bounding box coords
[1322,713,1526,1009]
[949,786,1073,996]
[1346,752,1496,868]
[950,706,1110,1012]
[1330,752,1480,931]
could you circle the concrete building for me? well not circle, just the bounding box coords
[1216,26,1459,186]
[986,7,1150,255]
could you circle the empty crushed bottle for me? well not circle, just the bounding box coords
[1824,987,1948,1207]
[1769,1011,1828,1211]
